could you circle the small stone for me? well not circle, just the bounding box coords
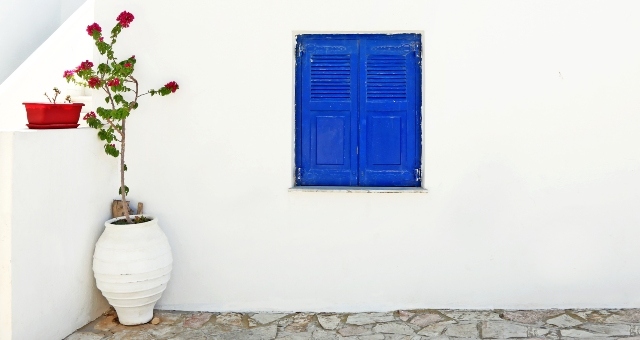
[546,314,582,328]
[94,315,118,332]
[276,332,313,340]
[151,317,160,325]
[164,329,207,340]
[398,310,416,322]
[109,330,155,340]
[284,313,313,332]
[500,310,561,325]
[183,313,212,329]
[155,311,184,325]
[218,324,278,340]
[425,336,450,340]
[317,314,341,330]
[416,321,453,337]
[573,310,611,323]
[346,312,395,325]
[217,312,244,327]
[444,311,502,321]
[312,329,339,340]
[64,332,105,340]
[560,329,607,337]
[357,335,385,340]
[372,322,416,335]
[581,323,631,336]
[529,327,551,337]
[338,325,371,336]
[482,321,529,338]
[381,335,423,340]
[147,325,184,338]
[251,313,289,325]
[410,313,446,327]
[444,322,479,338]
[607,310,640,323]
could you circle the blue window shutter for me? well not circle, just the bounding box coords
[358,36,421,187]
[296,37,359,186]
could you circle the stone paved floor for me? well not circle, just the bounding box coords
[67,309,640,340]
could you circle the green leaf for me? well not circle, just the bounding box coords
[96,107,113,119]
[159,87,171,96]
[118,185,130,196]
[98,63,111,74]
[123,164,128,171]
[105,96,110,103]
[87,117,102,129]
[103,143,119,157]
[97,129,108,141]
[112,107,130,119]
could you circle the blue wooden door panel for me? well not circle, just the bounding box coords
[358,37,421,187]
[296,37,359,186]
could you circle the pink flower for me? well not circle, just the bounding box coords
[109,144,115,148]
[107,78,120,87]
[63,70,75,78]
[88,77,101,88]
[116,11,134,28]
[131,55,136,59]
[76,60,93,71]
[124,62,132,68]
[99,37,104,42]
[164,81,179,93]
[83,111,96,120]
[86,23,102,36]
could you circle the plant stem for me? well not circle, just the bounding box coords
[120,117,131,224]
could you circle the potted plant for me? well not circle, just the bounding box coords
[23,87,84,128]
[64,10,180,325]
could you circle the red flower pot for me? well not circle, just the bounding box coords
[22,103,85,129]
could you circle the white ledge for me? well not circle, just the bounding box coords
[288,186,428,193]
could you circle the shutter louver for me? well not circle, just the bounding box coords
[366,55,407,100]
[310,55,351,100]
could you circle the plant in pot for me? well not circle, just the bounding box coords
[23,87,85,129]
[64,10,180,325]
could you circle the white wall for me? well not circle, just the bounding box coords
[0,0,86,86]
[0,128,116,340]
[93,0,640,310]
[0,133,13,340]
[0,0,93,130]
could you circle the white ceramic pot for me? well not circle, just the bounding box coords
[93,215,173,325]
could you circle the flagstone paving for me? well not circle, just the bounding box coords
[67,309,640,339]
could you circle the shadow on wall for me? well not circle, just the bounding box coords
[0,0,87,86]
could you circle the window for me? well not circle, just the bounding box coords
[295,34,422,187]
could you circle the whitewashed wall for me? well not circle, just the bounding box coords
[0,0,93,130]
[0,133,13,340]
[0,0,86,86]
[0,128,116,340]
[93,0,640,311]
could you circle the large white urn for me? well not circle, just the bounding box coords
[93,215,173,325]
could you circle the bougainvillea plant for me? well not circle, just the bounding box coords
[44,87,72,104]
[65,11,179,224]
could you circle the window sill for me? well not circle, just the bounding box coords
[288,186,428,193]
